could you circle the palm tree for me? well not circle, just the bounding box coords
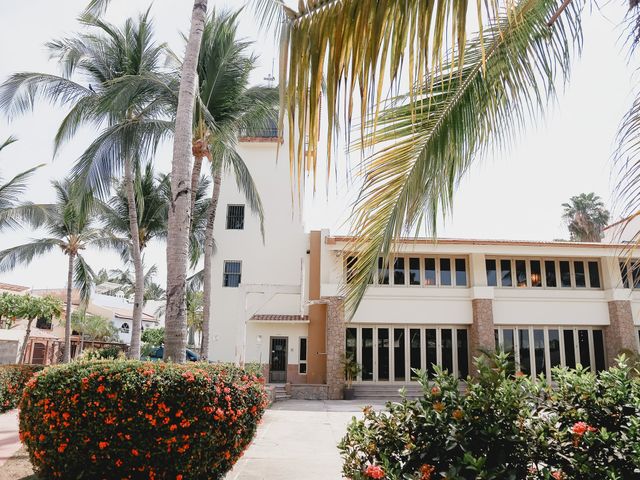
[165,0,208,362]
[256,0,585,315]
[562,193,610,242]
[189,10,277,360]
[0,11,175,359]
[105,263,162,303]
[0,179,109,362]
[0,136,47,230]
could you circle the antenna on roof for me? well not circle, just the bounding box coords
[264,59,275,87]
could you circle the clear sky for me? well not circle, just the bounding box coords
[0,0,636,289]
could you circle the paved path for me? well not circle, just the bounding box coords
[0,409,20,467]
[227,400,386,480]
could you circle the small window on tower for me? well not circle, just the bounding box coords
[223,261,242,287]
[226,205,245,230]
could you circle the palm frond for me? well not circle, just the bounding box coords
[343,0,583,316]
[0,238,63,272]
[0,136,17,152]
[74,254,96,304]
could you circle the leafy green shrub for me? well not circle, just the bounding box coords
[19,360,267,479]
[0,364,44,413]
[339,354,640,480]
[77,345,124,360]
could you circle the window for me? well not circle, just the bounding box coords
[299,337,307,374]
[120,323,130,334]
[440,258,452,286]
[455,258,467,286]
[409,258,421,285]
[36,317,52,329]
[377,257,390,285]
[424,258,436,286]
[620,259,640,289]
[345,256,357,284]
[226,205,245,230]
[346,326,469,382]
[223,261,242,287]
[393,258,405,285]
[488,258,601,290]
[495,326,606,378]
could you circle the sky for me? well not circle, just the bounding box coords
[0,0,637,290]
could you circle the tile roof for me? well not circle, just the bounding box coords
[0,282,30,292]
[249,314,309,323]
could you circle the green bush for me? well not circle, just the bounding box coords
[339,354,640,480]
[0,364,43,413]
[77,345,124,360]
[19,360,267,479]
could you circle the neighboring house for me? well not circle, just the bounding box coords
[0,282,31,295]
[208,131,640,400]
[91,293,159,344]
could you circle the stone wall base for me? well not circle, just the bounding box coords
[289,384,329,400]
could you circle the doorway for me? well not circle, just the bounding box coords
[269,337,288,383]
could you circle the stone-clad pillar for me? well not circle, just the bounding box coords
[606,300,638,366]
[470,298,496,374]
[325,296,346,400]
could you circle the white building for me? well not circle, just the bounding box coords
[210,133,640,399]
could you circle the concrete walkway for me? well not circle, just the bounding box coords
[0,409,20,467]
[227,400,386,480]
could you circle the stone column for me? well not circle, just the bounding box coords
[470,298,496,374]
[325,296,346,400]
[606,300,638,366]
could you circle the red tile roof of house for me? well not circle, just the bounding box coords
[0,282,30,292]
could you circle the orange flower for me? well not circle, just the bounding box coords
[131,449,139,456]
[433,402,445,413]
[98,441,109,450]
[452,409,464,421]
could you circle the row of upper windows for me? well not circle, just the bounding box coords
[344,256,604,289]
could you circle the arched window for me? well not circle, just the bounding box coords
[120,323,130,334]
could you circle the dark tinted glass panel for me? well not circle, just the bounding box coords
[534,329,545,377]
[494,329,499,347]
[409,258,421,285]
[442,329,453,374]
[299,363,307,374]
[518,329,531,375]
[559,261,572,288]
[486,259,497,286]
[549,329,561,370]
[393,258,405,285]
[378,257,389,285]
[588,262,601,288]
[457,329,469,379]
[440,258,452,286]
[515,260,527,287]
[633,262,640,288]
[410,329,421,378]
[455,258,467,286]
[426,329,437,378]
[394,329,406,381]
[377,329,390,381]
[545,261,557,287]
[530,260,542,287]
[574,261,586,288]
[223,261,242,287]
[564,330,576,368]
[299,338,307,361]
[346,256,357,284]
[578,329,591,370]
[501,259,513,287]
[346,328,357,365]
[620,262,630,289]
[503,329,515,375]
[361,328,373,381]
[424,258,436,286]
[593,330,606,372]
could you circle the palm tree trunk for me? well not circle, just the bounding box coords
[19,317,34,364]
[123,158,145,360]
[190,154,204,219]
[62,252,75,363]
[201,165,221,360]
[165,0,208,362]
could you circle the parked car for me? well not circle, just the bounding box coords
[145,346,200,362]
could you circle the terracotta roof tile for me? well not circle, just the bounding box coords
[0,282,30,292]
[250,314,309,323]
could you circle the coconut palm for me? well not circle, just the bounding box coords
[0,179,111,362]
[0,136,47,230]
[255,0,585,315]
[165,0,208,362]
[188,10,277,360]
[0,11,175,359]
[562,193,610,242]
[105,263,162,303]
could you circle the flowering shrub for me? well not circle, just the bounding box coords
[19,360,267,479]
[0,364,43,413]
[339,354,640,480]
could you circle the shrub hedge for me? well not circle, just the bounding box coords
[0,364,43,413]
[19,360,267,479]
[339,354,640,480]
